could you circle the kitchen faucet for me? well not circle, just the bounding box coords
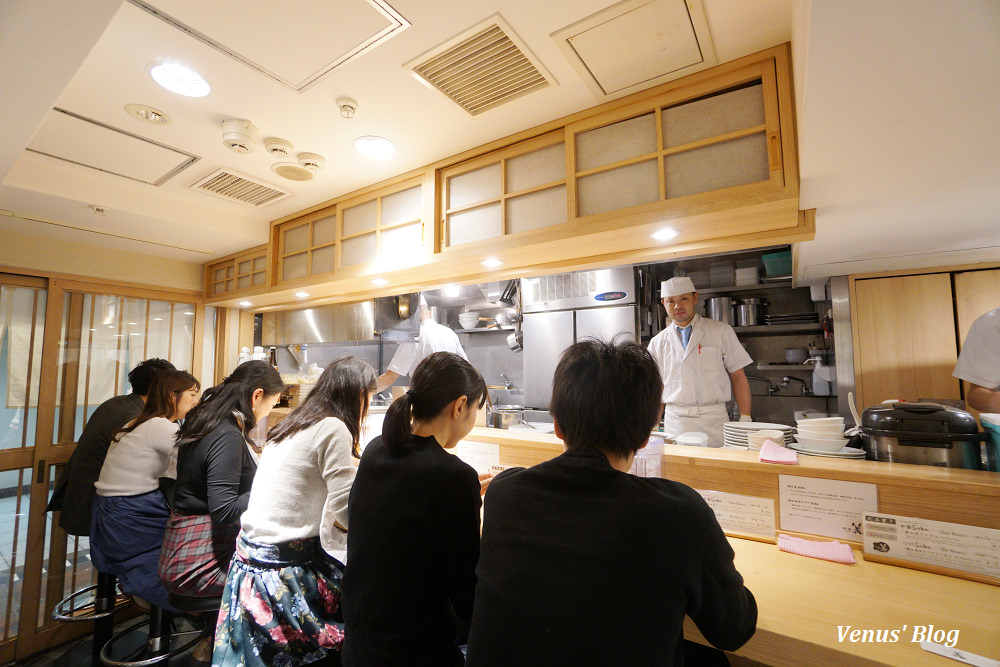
[780,376,813,396]
[745,376,778,395]
[499,372,516,390]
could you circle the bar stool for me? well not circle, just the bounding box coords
[52,571,132,666]
[99,595,216,667]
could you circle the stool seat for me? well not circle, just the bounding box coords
[168,592,222,614]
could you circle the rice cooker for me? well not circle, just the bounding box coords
[860,402,986,469]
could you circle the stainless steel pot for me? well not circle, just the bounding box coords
[489,405,523,429]
[705,297,734,324]
[736,298,764,326]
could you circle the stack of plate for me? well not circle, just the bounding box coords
[764,312,819,325]
[786,442,867,459]
[723,421,795,450]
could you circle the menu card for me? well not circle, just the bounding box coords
[779,475,877,540]
[863,512,1000,581]
[452,440,500,474]
[696,490,776,541]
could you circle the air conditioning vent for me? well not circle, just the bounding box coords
[190,169,290,207]
[405,14,555,116]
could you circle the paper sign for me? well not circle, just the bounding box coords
[696,490,775,540]
[779,475,877,540]
[452,440,500,474]
[864,512,1000,580]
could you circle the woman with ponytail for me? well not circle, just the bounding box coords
[342,351,490,666]
[213,356,376,667]
[159,360,284,599]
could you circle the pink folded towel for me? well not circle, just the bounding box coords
[758,439,798,464]
[778,534,857,564]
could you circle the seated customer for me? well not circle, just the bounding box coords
[159,360,284,598]
[342,352,488,666]
[90,370,200,611]
[466,338,757,666]
[214,357,376,667]
[48,358,175,536]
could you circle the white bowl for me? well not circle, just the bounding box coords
[747,429,784,445]
[796,423,846,437]
[793,433,849,451]
[796,417,844,426]
[458,312,481,329]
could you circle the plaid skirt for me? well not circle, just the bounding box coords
[212,532,345,667]
[158,510,240,598]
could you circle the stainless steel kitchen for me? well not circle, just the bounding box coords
[1,1,998,666]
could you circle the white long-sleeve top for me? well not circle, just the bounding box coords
[94,417,179,497]
[240,417,357,562]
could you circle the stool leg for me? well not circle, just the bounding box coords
[146,606,174,664]
[92,572,117,666]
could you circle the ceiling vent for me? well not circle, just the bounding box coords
[404,14,555,116]
[190,169,290,207]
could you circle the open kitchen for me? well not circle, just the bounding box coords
[1,1,999,666]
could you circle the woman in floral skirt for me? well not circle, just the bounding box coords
[213,356,376,667]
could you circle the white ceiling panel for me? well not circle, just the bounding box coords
[27,108,197,185]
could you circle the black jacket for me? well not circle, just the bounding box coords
[466,448,757,666]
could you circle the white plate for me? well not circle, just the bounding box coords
[793,434,850,451]
[725,421,794,431]
[787,443,866,458]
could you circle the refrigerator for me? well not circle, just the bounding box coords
[521,267,638,409]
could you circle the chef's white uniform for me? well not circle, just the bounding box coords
[648,313,752,446]
[387,317,469,377]
[953,306,1000,389]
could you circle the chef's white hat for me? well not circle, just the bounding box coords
[660,276,696,298]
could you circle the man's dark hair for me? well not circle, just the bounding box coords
[550,337,662,459]
[127,358,176,396]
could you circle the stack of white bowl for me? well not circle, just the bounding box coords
[790,417,862,457]
[457,311,481,329]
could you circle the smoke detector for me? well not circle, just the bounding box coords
[336,97,358,118]
[221,119,258,154]
[272,162,315,181]
[264,137,294,157]
[298,152,326,171]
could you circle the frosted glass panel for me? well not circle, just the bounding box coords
[311,244,336,275]
[146,300,172,360]
[170,304,195,373]
[253,256,267,271]
[313,215,337,246]
[214,267,227,282]
[382,186,422,226]
[253,272,265,286]
[663,83,765,148]
[283,252,308,281]
[238,276,250,289]
[665,133,768,199]
[448,203,501,246]
[343,201,376,237]
[342,233,377,267]
[238,260,251,275]
[507,186,567,234]
[448,163,501,209]
[380,222,422,261]
[577,160,659,217]
[506,143,565,192]
[283,225,310,254]
[213,282,226,295]
[576,114,656,171]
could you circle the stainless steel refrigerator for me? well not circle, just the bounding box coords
[521,266,638,409]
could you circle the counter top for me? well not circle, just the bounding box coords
[696,537,1000,666]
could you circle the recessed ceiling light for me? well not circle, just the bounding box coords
[149,62,210,98]
[651,227,679,241]
[124,103,170,125]
[183,311,194,315]
[239,301,252,307]
[153,318,163,321]
[481,258,504,269]
[295,291,310,298]
[371,278,389,286]
[354,136,396,160]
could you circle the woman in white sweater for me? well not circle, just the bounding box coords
[213,356,376,667]
[90,369,200,612]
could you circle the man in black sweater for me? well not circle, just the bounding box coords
[466,338,756,666]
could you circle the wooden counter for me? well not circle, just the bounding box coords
[463,427,1000,666]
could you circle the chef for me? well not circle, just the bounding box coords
[375,297,469,392]
[953,305,1000,413]
[648,277,753,446]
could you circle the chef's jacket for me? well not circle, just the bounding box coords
[648,314,752,407]
[387,318,469,377]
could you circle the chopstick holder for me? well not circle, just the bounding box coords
[758,439,798,464]
[778,534,857,564]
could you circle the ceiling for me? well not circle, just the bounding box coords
[1,0,998,284]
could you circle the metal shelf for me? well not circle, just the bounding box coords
[454,326,514,334]
[695,279,795,296]
[755,364,817,371]
[734,323,824,336]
